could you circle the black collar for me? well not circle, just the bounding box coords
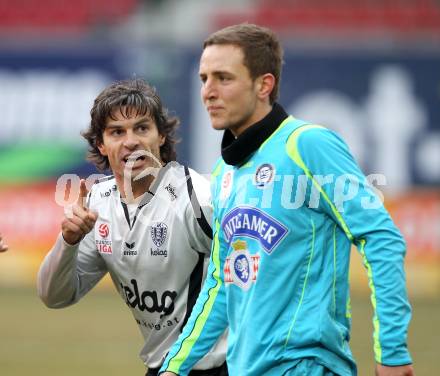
[221,103,288,166]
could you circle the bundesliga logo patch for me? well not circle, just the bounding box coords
[98,223,109,238]
[224,240,260,290]
[95,223,112,254]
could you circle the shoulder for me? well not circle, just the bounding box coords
[262,116,321,153]
[181,167,213,239]
[286,121,347,145]
[211,158,225,178]
[160,164,212,233]
[210,157,226,192]
[155,162,210,205]
[186,167,211,206]
[88,176,117,205]
[285,123,357,173]
[187,168,210,191]
[286,123,347,154]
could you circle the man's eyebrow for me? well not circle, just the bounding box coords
[199,70,232,77]
[133,118,153,126]
[105,124,123,129]
[105,117,152,128]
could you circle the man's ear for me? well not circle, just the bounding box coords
[256,73,275,101]
[159,134,166,147]
[97,141,107,156]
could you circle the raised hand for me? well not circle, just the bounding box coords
[62,179,98,245]
[0,233,8,252]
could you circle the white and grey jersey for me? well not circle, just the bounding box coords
[37,163,227,369]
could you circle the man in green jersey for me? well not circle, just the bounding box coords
[161,24,414,376]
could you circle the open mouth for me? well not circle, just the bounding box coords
[123,155,146,163]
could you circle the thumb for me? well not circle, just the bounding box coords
[77,179,89,208]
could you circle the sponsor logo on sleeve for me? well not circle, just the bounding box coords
[221,206,288,255]
[165,183,178,201]
[100,189,112,198]
[99,185,117,198]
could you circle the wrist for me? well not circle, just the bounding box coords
[61,232,82,246]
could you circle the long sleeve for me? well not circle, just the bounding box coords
[37,230,107,308]
[287,126,412,365]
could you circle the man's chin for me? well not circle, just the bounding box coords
[211,121,229,131]
[121,169,157,197]
[134,165,161,181]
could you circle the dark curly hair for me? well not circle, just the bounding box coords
[82,78,179,171]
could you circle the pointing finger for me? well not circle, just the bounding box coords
[77,179,89,208]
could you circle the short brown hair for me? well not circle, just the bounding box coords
[203,23,283,104]
[82,78,179,171]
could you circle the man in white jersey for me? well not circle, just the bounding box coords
[37,79,227,376]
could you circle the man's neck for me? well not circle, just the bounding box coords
[220,102,288,166]
[231,102,273,138]
[117,174,156,203]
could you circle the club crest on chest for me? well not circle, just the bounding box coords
[224,240,260,290]
[150,222,168,248]
[254,163,275,189]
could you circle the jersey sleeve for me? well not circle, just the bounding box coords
[160,170,228,376]
[286,125,412,366]
[184,167,213,254]
[37,190,107,308]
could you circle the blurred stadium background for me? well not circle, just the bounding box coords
[0,0,439,375]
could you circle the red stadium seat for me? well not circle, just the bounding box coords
[0,0,139,34]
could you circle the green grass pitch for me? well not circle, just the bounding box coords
[0,284,437,375]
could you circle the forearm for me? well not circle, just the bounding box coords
[37,233,81,308]
[360,226,412,365]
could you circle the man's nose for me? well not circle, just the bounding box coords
[123,131,140,149]
[202,78,217,101]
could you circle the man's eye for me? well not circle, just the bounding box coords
[111,129,123,136]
